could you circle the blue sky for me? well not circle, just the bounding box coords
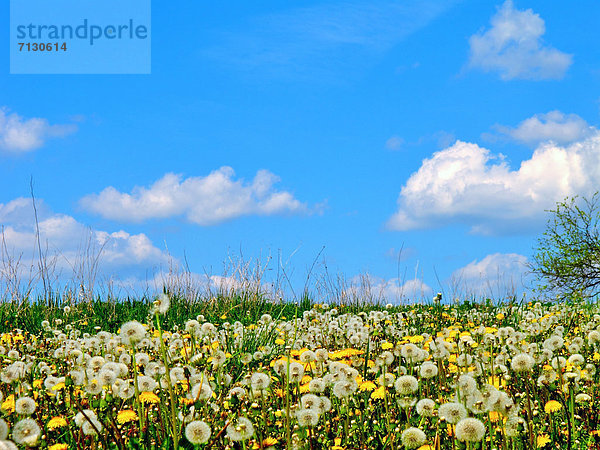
[1,0,600,301]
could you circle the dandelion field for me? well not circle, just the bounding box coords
[1,294,600,449]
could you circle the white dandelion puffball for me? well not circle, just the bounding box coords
[185,420,211,444]
[15,397,36,416]
[120,321,146,346]
[226,417,254,441]
[0,441,19,450]
[439,402,468,424]
[395,375,419,395]
[12,418,41,446]
[0,419,8,440]
[416,398,436,417]
[511,353,535,373]
[152,293,171,315]
[296,408,320,427]
[401,427,426,449]
[455,417,486,442]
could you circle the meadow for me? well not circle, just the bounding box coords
[0,290,599,449]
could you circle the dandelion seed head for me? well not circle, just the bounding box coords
[296,408,319,427]
[185,420,211,444]
[394,375,419,395]
[400,427,426,449]
[120,321,146,346]
[15,397,36,416]
[416,398,436,417]
[0,419,8,440]
[455,417,486,442]
[511,353,534,373]
[226,417,254,442]
[438,402,467,424]
[12,418,41,446]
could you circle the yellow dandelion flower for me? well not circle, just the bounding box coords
[49,444,69,450]
[47,416,68,430]
[33,379,43,389]
[408,335,425,343]
[488,411,501,423]
[359,381,376,392]
[1,394,15,413]
[537,434,551,448]
[371,386,386,400]
[275,338,285,345]
[139,391,160,404]
[448,363,459,373]
[496,313,504,320]
[299,383,311,393]
[381,342,394,350]
[117,409,138,424]
[263,437,278,446]
[593,352,600,361]
[418,446,435,450]
[332,437,344,449]
[544,400,562,414]
[52,382,66,391]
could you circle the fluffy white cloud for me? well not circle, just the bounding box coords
[449,253,528,298]
[348,274,432,304]
[0,197,170,285]
[495,111,593,146]
[80,167,310,225]
[387,132,600,234]
[0,108,76,153]
[468,1,572,80]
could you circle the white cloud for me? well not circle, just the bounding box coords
[387,132,600,234]
[385,136,404,151]
[449,253,528,298]
[0,197,170,286]
[348,274,432,304]
[205,0,458,80]
[468,1,572,80]
[495,111,593,145]
[80,167,310,225]
[0,108,76,153]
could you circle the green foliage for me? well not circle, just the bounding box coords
[531,192,600,299]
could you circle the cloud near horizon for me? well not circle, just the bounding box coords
[0,108,76,154]
[468,0,572,80]
[449,253,529,298]
[0,197,170,286]
[387,130,600,235]
[80,167,312,225]
[349,274,433,304]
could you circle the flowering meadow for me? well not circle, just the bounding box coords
[1,295,600,449]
